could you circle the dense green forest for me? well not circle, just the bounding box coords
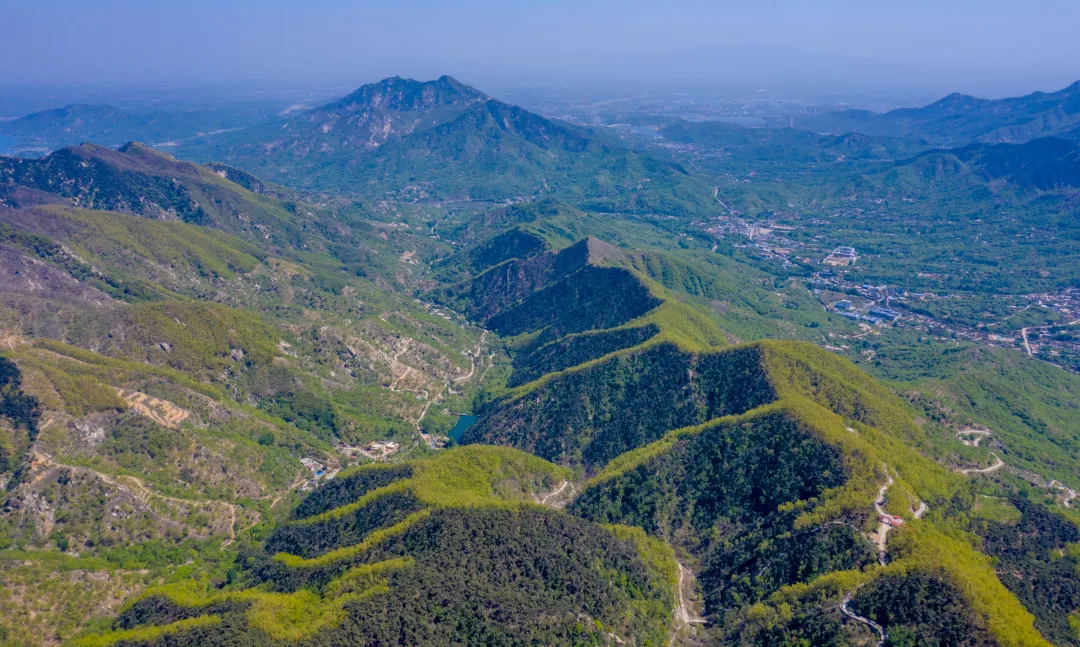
[74,449,676,647]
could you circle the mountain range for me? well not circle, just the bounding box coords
[54,193,1077,647]
[2,75,1080,647]
[0,104,257,156]
[172,76,718,216]
[802,81,1080,146]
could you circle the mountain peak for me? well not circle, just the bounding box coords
[330,75,488,113]
[926,91,985,112]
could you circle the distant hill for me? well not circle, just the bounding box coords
[802,81,1080,146]
[871,136,1080,193]
[0,104,252,155]
[661,121,930,163]
[175,76,718,216]
[0,141,444,285]
[923,137,1080,191]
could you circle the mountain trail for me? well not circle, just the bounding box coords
[537,480,576,508]
[957,427,991,447]
[267,469,307,509]
[454,331,487,383]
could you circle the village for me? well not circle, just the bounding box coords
[296,439,403,491]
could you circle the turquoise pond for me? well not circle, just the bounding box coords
[448,415,477,442]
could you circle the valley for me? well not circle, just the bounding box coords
[0,73,1079,647]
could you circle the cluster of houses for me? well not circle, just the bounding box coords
[832,299,901,325]
[297,440,403,491]
[298,457,339,491]
[823,246,858,267]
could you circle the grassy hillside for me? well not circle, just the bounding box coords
[0,143,308,246]
[863,343,1080,490]
[0,159,499,643]
[0,336,329,645]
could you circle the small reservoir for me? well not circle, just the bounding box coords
[448,415,477,443]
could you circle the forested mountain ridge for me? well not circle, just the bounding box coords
[64,447,679,647]
[440,218,1078,647]
[73,209,1078,647]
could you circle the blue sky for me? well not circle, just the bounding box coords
[4,0,1079,95]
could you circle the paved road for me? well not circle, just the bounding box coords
[1021,318,1080,357]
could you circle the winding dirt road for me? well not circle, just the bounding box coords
[872,470,895,565]
[454,331,487,383]
[537,480,576,507]
[388,327,488,448]
[957,428,992,447]
[841,591,886,647]
[958,454,1005,475]
[668,562,707,647]
[32,452,251,544]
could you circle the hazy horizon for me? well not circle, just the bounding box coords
[4,0,1080,100]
